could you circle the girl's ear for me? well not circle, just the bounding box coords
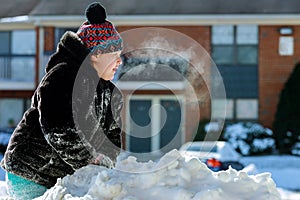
[90,54,98,61]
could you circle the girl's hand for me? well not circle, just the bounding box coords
[90,153,114,168]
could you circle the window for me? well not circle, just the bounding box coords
[211,25,258,121]
[0,30,36,86]
[0,32,10,55]
[212,99,234,119]
[236,99,258,119]
[212,99,258,121]
[12,31,35,55]
[212,25,258,65]
[0,98,30,128]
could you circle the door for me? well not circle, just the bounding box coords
[129,99,152,153]
[127,96,184,153]
[160,99,182,152]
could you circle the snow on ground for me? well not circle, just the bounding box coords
[241,155,300,191]
[35,149,280,200]
[0,151,299,199]
[240,155,300,200]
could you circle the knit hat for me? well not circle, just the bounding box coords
[77,2,123,54]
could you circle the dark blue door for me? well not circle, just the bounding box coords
[129,99,152,153]
[160,99,182,152]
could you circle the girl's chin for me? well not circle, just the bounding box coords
[101,76,114,81]
[98,72,116,80]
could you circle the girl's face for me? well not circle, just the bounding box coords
[90,51,122,80]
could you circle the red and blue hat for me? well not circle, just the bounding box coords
[77,2,123,54]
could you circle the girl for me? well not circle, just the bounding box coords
[1,2,123,199]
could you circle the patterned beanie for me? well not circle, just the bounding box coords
[77,2,123,54]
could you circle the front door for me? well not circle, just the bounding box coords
[126,95,184,154]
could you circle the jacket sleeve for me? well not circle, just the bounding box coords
[102,86,123,161]
[37,65,94,170]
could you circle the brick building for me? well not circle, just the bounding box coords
[1,0,300,152]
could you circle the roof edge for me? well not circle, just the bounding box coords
[2,14,300,28]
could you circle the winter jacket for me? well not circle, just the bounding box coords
[1,31,123,188]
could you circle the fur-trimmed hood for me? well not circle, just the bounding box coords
[46,31,90,73]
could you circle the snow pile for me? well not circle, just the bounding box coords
[36,149,280,200]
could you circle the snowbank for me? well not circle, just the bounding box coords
[36,150,280,200]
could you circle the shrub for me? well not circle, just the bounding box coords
[273,63,300,154]
[223,122,276,156]
[291,142,300,156]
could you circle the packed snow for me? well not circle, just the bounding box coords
[34,149,280,200]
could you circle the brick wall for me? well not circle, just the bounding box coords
[44,27,55,52]
[259,25,300,128]
[117,26,211,52]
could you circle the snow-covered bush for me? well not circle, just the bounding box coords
[223,122,276,156]
[0,127,13,154]
[291,142,300,156]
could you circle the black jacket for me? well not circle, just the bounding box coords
[1,31,123,188]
